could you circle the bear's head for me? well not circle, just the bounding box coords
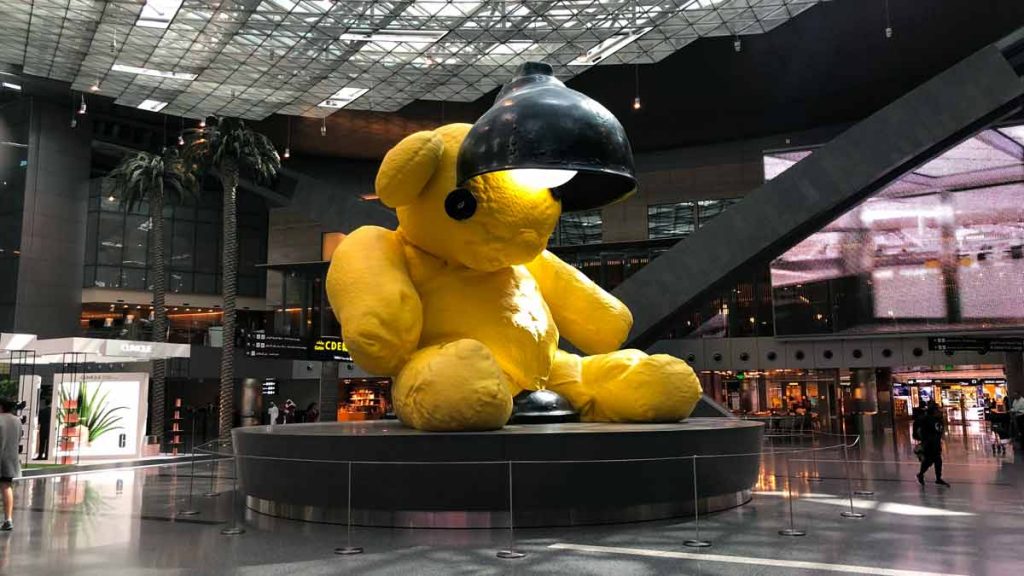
[375,123,561,272]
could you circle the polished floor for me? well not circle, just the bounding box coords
[1,423,1022,576]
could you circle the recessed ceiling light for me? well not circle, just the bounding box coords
[318,87,369,109]
[137,0,184,29]
[569,27,653,66]
[1,82,21,91]
[112,63,197,81]
[137,99,168,112]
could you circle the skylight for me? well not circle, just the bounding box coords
[569,28,653,66]
[137,99,169,112]
[136,0,183,29]
[318,87,369,109]
[112,64,197,81]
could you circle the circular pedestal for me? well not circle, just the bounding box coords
[233,418,763,528]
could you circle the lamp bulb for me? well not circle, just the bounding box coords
[283,147,290,159]
[320,124,327,137]
[507,169,577,190]
[632,96,641,110]
[199,118,206,128]
[885,26,893,39]
[177,134,185,146]
[70,116,78,128]
[733,38,742,53]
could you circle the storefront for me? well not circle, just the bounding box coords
[337,377,392,421]
[894,373,1008,424]
[2,333,190,464]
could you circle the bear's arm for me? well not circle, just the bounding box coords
[326,226,423,375]
[525,250,632,355]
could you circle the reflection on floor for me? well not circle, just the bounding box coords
[1,424,1022,576]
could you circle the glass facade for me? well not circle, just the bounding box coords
[83,183,268,297]
[551,210,602,246]
[648,198,740,239]
[768,124,1024,336]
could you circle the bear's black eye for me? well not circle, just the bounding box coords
[444,188,477,221]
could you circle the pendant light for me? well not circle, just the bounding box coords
[457,61,637,212]
[78,93,87,115]
[283,116,291,159]
[320,116,327,137]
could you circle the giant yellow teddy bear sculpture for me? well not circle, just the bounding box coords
[326,123,702,431]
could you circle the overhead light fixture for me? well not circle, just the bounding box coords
[177,133,185,146]
[137,99,168,112]
[338,30,447,44]
[633,96,641,110]
[283,116,291,159]
[320,116,327,137]
[78,94,88,115]
[198,117,206,128]
[734,37,742,52]
[137,0,184,29]
[317,86,369,109]
[70,116,78,128]
[568,27,652,66]
[458,61,637,212]
[111,63,197,81]
[1,82,21,91]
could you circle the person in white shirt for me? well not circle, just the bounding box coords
[267,402,280,426]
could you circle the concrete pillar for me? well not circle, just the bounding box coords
[319,361,339,422]
[239,378,261,427]
[1004,352,1024,399]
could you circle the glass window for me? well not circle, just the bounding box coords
[94,266,121,288]
[170,221,195,269]
[169,271,193,293]
[554,210,602,246]
[123,214,150,267]
[194,223,218,273]
[648,202,696,239]
[194,273,216,294]
[84,212,97,265]
[697,198,740,228]
[96,211,124,266]
[122,267,147,290]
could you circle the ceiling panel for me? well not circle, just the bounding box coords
[0,0,823,119]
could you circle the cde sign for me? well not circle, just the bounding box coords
[309,336,352,361]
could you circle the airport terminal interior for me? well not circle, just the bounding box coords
[1,1,1024,575]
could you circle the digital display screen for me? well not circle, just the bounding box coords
[767,126,1024,336]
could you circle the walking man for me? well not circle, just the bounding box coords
[0,398,22,530]
[915,402,950,487]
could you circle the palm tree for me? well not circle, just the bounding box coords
[103,148,197,445]
[182,117,280,440]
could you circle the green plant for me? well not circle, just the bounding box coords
[0,377,15,400]
[182,117,280,440]
[104,148,198,441]
[76,383,127,443]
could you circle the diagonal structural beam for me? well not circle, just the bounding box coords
[615,30,1024,350]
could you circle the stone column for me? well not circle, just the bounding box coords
[319,361,339,422]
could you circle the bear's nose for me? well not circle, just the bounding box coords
[445,188,477,221]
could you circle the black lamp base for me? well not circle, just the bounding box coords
[508,389,580,425]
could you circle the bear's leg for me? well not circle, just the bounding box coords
[393,339,513,431]
[548,349,702,422]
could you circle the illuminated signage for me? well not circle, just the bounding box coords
[310,336,352,362]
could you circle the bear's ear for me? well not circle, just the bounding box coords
[375,130,445,208]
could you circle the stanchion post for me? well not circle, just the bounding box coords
[806,431,823,483]
[840,436,866,518]
[778,451,806,537]
[497,461,526,559]
[220,453,246,536]
[177,409,200,516]
[683,455,711,548]
[203,451,220,498]
[335,461,364,555]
